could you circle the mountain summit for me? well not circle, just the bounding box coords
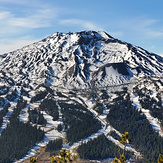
[0,31,162,89]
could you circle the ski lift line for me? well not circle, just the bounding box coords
[28,74,163,94]
[49,81,162,98]
[50,76,162,92]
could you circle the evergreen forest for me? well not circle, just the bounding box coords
[107,91,163,162]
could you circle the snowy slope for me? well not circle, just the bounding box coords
[0,31,162,90]
[0,31,163,162]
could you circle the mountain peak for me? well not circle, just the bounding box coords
[0,31,162,89]
[50,31,113,42]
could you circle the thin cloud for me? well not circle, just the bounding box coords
[117,16,163,38]
[6,9,56,28]
[0,0,22,2]
[0,11,11,19]
[0,37,40,54]
[108,31,124,38]
[147,30,163,37]
[0,8,57,38]
[0,0,39,6]
[137,18,163,38]
[59,19,103,31]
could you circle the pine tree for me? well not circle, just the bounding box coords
[158,154,163,163]
[51,148,76,163]
[113,157,120,163]
[113,132,131,163]
[29,156,37,163]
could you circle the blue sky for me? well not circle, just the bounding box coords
[0,0,163,56]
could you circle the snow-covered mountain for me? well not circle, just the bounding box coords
[0,31,163,162]
[0,31,162,89]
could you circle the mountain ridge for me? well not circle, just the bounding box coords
[0,31,162,90]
